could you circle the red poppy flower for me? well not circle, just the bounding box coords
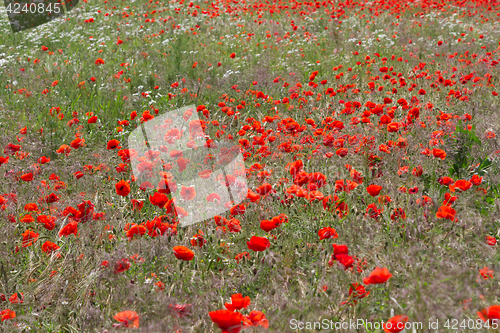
[225,293,251,311]
[46,193,60,203]
[70,138,85,149]
[126,223,146,240]
[180,186,196,201]
[333,244,349,258]
[22,230,39,247]
[113,310,139,328]
[209,310,244,333]
[486,236,497,246]
[366,184,382,197]
[56,144,71,155]
[451,179,472,192]
[41,241,60,254]
[363,267,392,285]
[318,227,338,240]
[255,183,273,196]
[149,192,169,208]
[173,245,194,261]
[244,311,269,328]
[20,173,33,182]
[38,156,50,164]
[432,148,446,160]
[115,180,131,196]
[387,122,399,132]
[246,189,261,203]
[8,293,23,304]
[470,174,483,185]
[438,176,454,185]
[442,193,457,206]
[230,53,236,58]
[59,221,78,237]
[336,148,348,157]
[349,283,370,300]
[37,215,56,230]
[114,259,131,274]
[384,315,409,333]
[0,309,15,321]
[289,159,304,178]
[20,215,34,223]
[107,139,120,150]
[336,254,354,270]
[24,203,38,211]
[169,303,192,317]
[435,205,456,221]
[479,267,494,280]
[230,204,246,215]
[478,305,500,325]
[4,143,20,155]
[247,236,270,252]
[260,219,281,232]
[131,199,144,211]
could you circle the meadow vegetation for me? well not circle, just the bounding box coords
[1,0,500,331]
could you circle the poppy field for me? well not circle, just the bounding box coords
[2,0,500,331]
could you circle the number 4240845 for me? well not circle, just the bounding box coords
[444,318,498,330]
[5,3,61,14]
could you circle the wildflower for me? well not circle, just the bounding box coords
[479,267,494,280]
[22,230,39,247]
[113,310,139,328]
[318,227,338,240]
[0,309,15,321]
[470,174,483,185]
[225,293,251,311]
[486,236,497,246]
[126,223,146,240]
[363,267,392,285]
[451,179,472,192]
[41,241,60,254]
[387,122,399,132]
[209,310,244,333]
[432,148,446,160]
[107,139,120,150]
[115,180,131,196]
[435,205,456,221]
[180,186,196,201]
[173,246,194,261]
[169,303,191,317]
[336,254,354,270]
[256,183,273,195]
[260,219,281,232]
[366,184,382,197]
[9,292,23,304]
[59,221,78,237]
[244,311,269,328]
[477,305,500,325]
[383,315,409,333]
[247,236,270,252]
[149,193,170,210]
[113,259,131,274]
